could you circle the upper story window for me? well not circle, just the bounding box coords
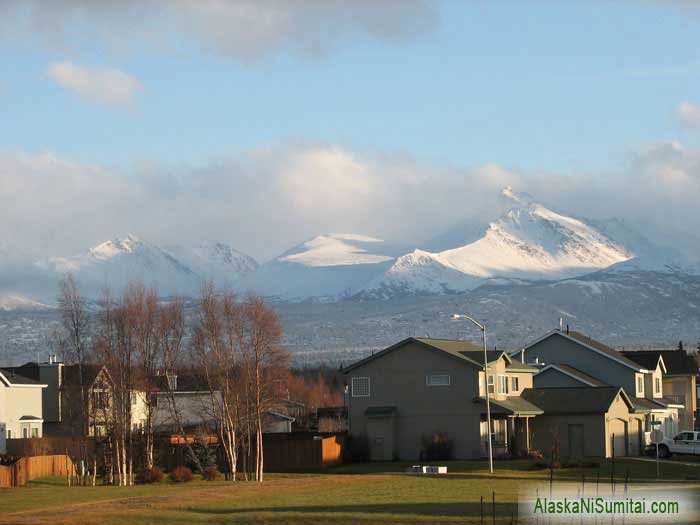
[351,377,370,397]
[510,376,520,393]
[486,374,495,394]
[654,377,661,395]
[426,374,450,387]
[497,375,509,394]
[636,376,644,396]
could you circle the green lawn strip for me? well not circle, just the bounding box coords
[4,460,700,525]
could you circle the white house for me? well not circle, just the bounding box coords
[0,368,47,451]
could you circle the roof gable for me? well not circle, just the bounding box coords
[523,330,644,372]
[622,350,696,376]
[536,364,607,387]
[343,337,483,374]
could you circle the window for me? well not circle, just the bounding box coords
[7,429,11,439]
[486,375,495,394]
[655,377,661,395]
[351,377,370,397]
[131,392,138,405]
[511,376,520,392]
[636,376,644,395]
[426,374,450,387]
[22,427,28,438]
[93,390,108,410]
[497,375,508,394]
[31,427,39,438]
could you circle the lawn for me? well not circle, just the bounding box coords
[2,459,700,525]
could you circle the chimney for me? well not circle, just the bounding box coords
[566,324,570,335]
[559,317,563,331]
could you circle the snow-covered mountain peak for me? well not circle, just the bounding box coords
[362,192,633,297]
[89,234,143,260]
[279,233,394,267]
[501,186,537,207]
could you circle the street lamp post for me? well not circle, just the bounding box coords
[451,313,494,474]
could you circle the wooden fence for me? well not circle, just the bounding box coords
[263,432,345,470]
[0,455,76,488]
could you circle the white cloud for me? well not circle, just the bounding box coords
[1,1,437,61]
[0,141,698,262]
[45,61,140,109]
[675,101,700,128]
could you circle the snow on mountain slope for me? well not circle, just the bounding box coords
[35,234,199,296]
[363,187,632,296]
[236,233,403,301]
[0,294,51,311]
[165,242,258,285]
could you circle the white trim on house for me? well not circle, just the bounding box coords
[520,330,647,372]
[535,364,600,387]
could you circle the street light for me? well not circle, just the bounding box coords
[451,313,494,474]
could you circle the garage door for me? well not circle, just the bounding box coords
[610,419,628,457]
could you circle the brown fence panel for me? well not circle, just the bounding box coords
[0,455,76,488]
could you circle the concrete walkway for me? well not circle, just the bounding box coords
[628,456,700,467]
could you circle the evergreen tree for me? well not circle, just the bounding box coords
[186,436,217,471]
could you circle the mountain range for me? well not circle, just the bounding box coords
[0,186,698,307]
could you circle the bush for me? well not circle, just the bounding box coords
[420,432,453,461]
[203,466,220,481]
[169,466,194,483]
[137,466,164,484]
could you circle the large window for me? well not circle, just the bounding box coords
[351,377,370,397]
[636,376,644,396]
[497,375,509,394]
[486,375,495,395]
[511,376,520,392]
[31,427,39,438]
[426,374,450,387]
[655,377,661,395]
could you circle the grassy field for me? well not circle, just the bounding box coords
[2,458,700,525]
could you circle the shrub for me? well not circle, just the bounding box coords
[527,449,544,460]
[137,466,164,484]
[420,432,453,461]
[170,466,194,483]
[203,466,220,481]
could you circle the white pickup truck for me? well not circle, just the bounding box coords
[657,431,700,458]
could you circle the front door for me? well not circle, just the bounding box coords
[367,417,395,461]
[568,424,584,458]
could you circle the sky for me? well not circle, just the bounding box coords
[0,0,699,262]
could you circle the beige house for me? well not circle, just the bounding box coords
[620,349,698,431]
[0,368,47,449]
[520,329,683,446]
[343,337,541,461]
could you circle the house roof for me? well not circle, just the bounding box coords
[621,350,697,377]
[0,369,46,387]
[474,396,543,416]
[537,364,608,387]
[18,415,43,421]
[653,396,685,409]
[62,364,107,387]
[152,374,209,392]
[343,337,483,373]
[523,330,645,372]
[520,386,632,414]
[629,397,659,413]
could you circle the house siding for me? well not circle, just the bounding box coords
[347,341,482,460]
[524,333,637,394]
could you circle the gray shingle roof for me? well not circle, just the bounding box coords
[547,364,608,386]
[520,386,630,414]
[621,350,698,377]
[474,396,544,416]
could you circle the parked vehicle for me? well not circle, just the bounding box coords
[657,431,700,458]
